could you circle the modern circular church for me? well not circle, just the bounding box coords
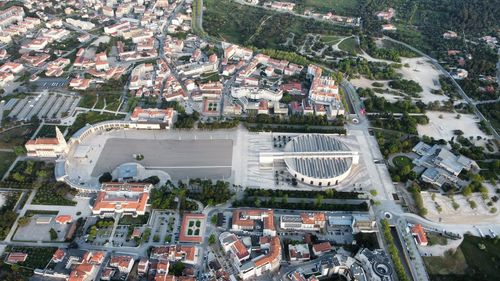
[264,134,358,187]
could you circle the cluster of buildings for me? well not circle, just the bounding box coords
[412,142,479,188]
[27,246,198,281]
[0,61,24,87]
[307,65,345,117]
[216,209,375,280]
[130,106,177,129]
[0,6,41,44]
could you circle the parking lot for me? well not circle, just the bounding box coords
[7,92,80,122]
[150,211,179,244]
[32,78,69,89]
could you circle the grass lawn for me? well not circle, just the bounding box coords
[0,151,16,179]
[338,37,360,53]
[320,34,346,45]
[392,155,413,168]
[78,93,97,108]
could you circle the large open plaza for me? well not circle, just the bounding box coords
[58,123,383,194]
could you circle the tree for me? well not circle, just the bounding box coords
[283,194,288,204]
[315,195,324,206]
[13,146,26,156]
[17,216,30,227]
[36,170,48,179]
[469,200,477,209]
[462,185,473,197]
[49,228,58,241]
[208,234,216,245]
[98,172,112,183]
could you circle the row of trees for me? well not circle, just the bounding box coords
[246,113,345,126]
[380,219,411,281]
[198,120,240,130]
[244,188,360,199]
[232,197,369,212]
[409,182,428,217]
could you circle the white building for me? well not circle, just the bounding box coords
[25,127,68,157]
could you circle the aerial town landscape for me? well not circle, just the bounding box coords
[0,0,499,281]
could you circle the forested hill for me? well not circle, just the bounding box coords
[363,0,500,34]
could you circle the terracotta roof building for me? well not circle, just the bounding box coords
[130,107,176,129]
[150,245,199,264]
[312,242,332,256]
[109,255,134,273]
[411,224,428,246]
[231,209,276,236]
[91,182,152,217]
[6,252,28,264]
[238,236,281,280]
[280,212,327,231]
[179,213,205,243]
[25,127,68,157]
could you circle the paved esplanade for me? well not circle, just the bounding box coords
[92,138,233,180]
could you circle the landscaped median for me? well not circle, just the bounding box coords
[380,219,411,281]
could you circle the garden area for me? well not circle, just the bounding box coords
[119,213,150,226]
[31,182,77,206]
[0,151,16,178]
[1,160,53,189]
[392,155,413,169]
[0,125,36,149]
[0,192,20,240]
[87,218,114,243]
[5,246,57,270]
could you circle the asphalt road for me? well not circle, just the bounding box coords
[91,138,234,180]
